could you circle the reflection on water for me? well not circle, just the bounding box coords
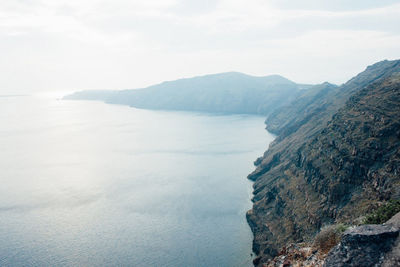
[0,96,274,266]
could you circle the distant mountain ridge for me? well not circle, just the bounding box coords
[64,72,314,115]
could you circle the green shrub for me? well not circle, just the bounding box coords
[335,223,349,234]
[363,200,400,224]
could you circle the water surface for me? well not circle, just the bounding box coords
[0,95,274,266]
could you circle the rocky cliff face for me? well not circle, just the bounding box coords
[247,60,400,265]
[264,82,339,139]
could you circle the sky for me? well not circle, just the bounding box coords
[0,0,400,94]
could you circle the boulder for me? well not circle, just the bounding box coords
[324,222,400,266]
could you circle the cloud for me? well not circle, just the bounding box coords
[0,0,399,93]
[268,0,400,11]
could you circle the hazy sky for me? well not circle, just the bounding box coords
[1,0,400,94]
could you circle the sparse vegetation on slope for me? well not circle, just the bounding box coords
[363,200,400,224]
[248,60,400,266]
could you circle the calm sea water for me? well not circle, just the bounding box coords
[0,95,274,267]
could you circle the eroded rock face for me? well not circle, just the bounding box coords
[247,60,400,266]
[324,225,399,267]
[382,212,400,267]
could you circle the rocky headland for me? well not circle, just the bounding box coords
[64,72,312,116]
[247,59,400,266]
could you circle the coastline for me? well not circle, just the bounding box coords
[243,59,400,266]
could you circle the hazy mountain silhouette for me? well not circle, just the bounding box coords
[64,72,313,115]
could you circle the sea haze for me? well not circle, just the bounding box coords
[0,95,274,266]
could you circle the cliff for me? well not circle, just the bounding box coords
[247,59,400,265]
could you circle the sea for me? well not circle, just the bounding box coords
[0,94,274,266]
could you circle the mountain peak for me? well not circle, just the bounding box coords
[157,72,296,87]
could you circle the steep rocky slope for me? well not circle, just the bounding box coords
[247,60,400,265]
[64,72,311,115]
[264,82,339,138]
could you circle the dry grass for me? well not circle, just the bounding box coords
[312,224,348,254]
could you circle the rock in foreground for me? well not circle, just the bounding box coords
[324,224,399,267]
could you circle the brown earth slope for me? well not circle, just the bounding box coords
[247,60,400,266]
